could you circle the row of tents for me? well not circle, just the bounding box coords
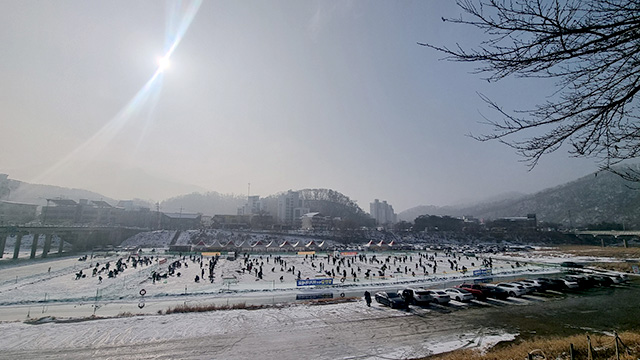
[168,238,406,253]
[191,239,327,252]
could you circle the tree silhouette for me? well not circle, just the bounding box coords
[421,0,640,180]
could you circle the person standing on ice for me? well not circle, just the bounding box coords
[364,291,371,307]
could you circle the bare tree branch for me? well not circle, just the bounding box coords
[420,0,640,178]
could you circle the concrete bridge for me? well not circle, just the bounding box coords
[571,230,640,247]
[0,226,146,260]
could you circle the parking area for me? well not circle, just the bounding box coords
[372,270,631,316]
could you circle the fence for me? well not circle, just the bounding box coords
[527,332,633,360]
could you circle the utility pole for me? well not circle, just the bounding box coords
[156,202,161,230]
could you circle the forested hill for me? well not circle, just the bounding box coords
[259,188,372,226]
[400,165,640,229]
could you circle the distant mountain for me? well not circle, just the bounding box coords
[159,188,372,224]
[399,165,640,229]
[1,175,116,207]
[160,192,245,215]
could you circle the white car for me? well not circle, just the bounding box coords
[497,283,526,297]
[512,281,536,294]
[519,279,546,291]
[560,278,580,289]
[426,290,451,304]
[605,273,626,284]
[444,288,474,302]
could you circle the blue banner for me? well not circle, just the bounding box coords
[473,268,492,276]
[296,278,334,286]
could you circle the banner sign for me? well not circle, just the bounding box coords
[296,293,333,300]
[474,277,493,284]
[473,268,492,276]
[201,252,221,256]
[340,251,358,256]
[296,278,333,286]
[298,251,316,255]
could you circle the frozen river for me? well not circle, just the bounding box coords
[0,249,636,359]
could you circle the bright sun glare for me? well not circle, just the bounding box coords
[157,55,171,72]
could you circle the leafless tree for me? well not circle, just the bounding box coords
[420,0,640,180]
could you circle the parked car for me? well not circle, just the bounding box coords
[425,290,451,304]
[457,283,486,300]
[604,273,627,284]
[511,281,536,294]
[591,275,614,287]
[497,283,526,297]
[518,279,548,292]
[479,284,510,300]
[560,278,580,289]
[565,274,595,289]
[560,261,583,268]
[375,291,408,309]
[537,277,565,291]
[444,288,473,302]
[398,288,433,305]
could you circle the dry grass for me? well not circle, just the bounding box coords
[163,302,273,314]
[161,297,358,315]
[554,245,640,259]
[591,262,637,273]
[419,331,640,360]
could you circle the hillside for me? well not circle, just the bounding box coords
[400,166,640,229]
[159,192,245,215]
[0,175,117,207]
[258,188,372,226]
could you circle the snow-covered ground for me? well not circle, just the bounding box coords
[0,246,556,310]
[0,300,518,360]
[0,232,636,359]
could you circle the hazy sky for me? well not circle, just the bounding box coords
[0,1,600,212]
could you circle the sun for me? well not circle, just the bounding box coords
[156,55,171,72]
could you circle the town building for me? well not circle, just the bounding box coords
[277,190,309,226]
[300,212,332,230]
[238,195,262,215]
[369,199,397,226]
[160,212,202,230]
[0,200,38,225]
[41,199,122,225]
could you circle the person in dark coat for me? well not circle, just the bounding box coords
[364,291,372,307]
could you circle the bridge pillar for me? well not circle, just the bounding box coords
[30,234,39,259]
[601,238,605,248]
[42,234,52,258]
[0,232,6,258]
[623,238,628,248]
[58,233,65,256]
[13,233,23,259]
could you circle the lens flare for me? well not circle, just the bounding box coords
[157,56,171,72]
[31,0,203,186]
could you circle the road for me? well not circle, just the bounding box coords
[0,299,509,360]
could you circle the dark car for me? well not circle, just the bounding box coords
[591,275,614,287]
[375,291,408,309]
[560,261,583,268]
[398,288,433,305]
[479,284,510,300]
[537,277,563,291]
